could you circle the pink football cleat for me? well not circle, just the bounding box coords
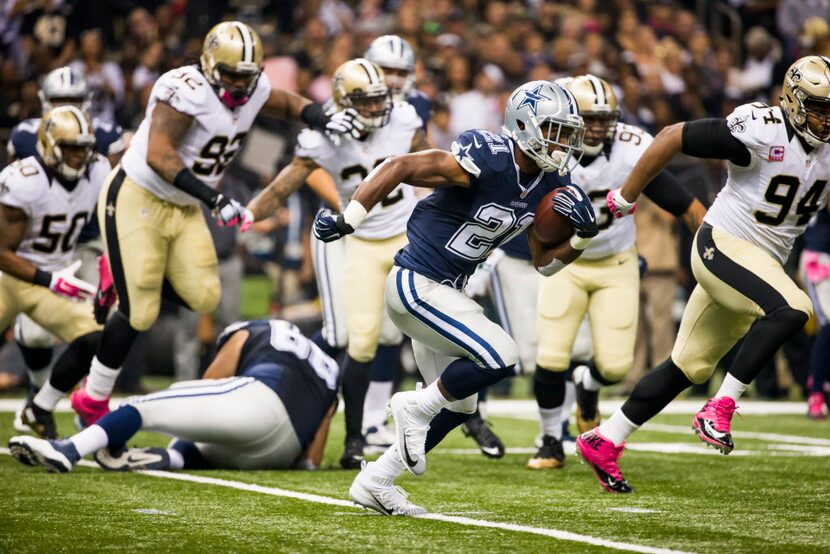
[692,396,737,454]
[807,392,828,420]
[576,429,633,493]
[70,387,110,427]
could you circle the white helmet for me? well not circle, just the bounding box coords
[364,35,416,101]
[38,67,91,114]
[502,81,584,175]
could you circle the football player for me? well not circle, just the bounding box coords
[7,67,125,433]
[580,55,830,493]
[8,319,339,472]
[802,209,830,419]
[70,21,361,427]
[0,106,111,439]
[527,75,706,470]
[247,58,428,469]
[314,80,598,515]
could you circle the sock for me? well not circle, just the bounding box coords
[533,367,567,408]
[440,358,515,400]
[33,382,63,411]
[729,307,808,384]
[342,355,372,439]
[810,325,830,393]
[597,410,639,447]
[94,405,142,450]
[563,381,575,422]
[363,381,394,431]
[27,367,50,389]
[169,438,213,469]
[310,330,344,360]
[95,311,139,369]
[425,409,471,452]
[716,373,748,401]
[167,448,185,470]
[369,344,399,380]
[69,424,109,458]
[539,406,564,439]
[367,443,406,485]
[620,357,693,425]
[85,357,121,400]
[415,381,450,418]
[478,399,488,420]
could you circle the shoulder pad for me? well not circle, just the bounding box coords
[390,102,422,131]
[726,103,783,155]
[295,128,333,159]
[153,67,210,117]
[451,129,513,179]
[0,158,48,210]
[89,154,112,177]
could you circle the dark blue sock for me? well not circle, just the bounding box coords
[170,439,214,469]
[478,386,489,403]
[440,358,515,400]
[425,409,471,453]
[811,325,830,393]
[369,344,400,381]
[310,330,344,360]
[96,405,142,451]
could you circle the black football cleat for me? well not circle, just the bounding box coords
[462,412,505,459]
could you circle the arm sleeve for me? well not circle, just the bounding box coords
[681,118,751,167]
[642,169,695,216]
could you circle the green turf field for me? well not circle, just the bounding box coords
[1,406,829,553]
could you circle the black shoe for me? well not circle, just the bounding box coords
[527,434,565,469]
[19,401,58,439]
[340,436,367,469]
[462,414,505,459]
[574,366,600,434]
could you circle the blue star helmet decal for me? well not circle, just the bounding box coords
[517,84,551,116]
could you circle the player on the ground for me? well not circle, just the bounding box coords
[247,58,428,469]
[360,34,432,453]
[7,66,125,434]
[9,319,339,472]
[69,21,361,427]
[801,208,830,419]
[0,106,110,439]
[527,75,706,470]
[578,55,830,493]
[313,80,597,514]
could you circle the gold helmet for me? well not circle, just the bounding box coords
[561,74,619,156]
[200,21,263,108]
[36,106,96,181]
[781,55,830,147]
[332,58,392,132]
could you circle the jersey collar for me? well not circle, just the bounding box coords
[507,136,545,199]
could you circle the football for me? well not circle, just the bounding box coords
[533,188,574,246]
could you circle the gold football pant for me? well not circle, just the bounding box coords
[99,168,220,331]
[671,224,812,383]
[536,247,639,382]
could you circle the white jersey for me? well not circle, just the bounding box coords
[0,155,111,272]
[706,103,830,265]
[569,123,651,259]
[295,102,421,240]
[121,65,271,206]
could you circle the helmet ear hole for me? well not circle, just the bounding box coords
[516,119,526,131]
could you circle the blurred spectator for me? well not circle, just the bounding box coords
[449,63,504,138]
[727,26,780,101]
[18,0,79,75]
[70,28,124,122]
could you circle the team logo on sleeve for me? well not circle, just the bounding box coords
[728,116,746,133]
[768,145,785,161]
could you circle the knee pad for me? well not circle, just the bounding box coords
[593,356,630,385]
[347,335,378,363]
[14,316,57,348]
[129,300,161,332]
[192,279,221,314]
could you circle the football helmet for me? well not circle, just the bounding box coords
[364,35,416,101]
[503,80,584,175]
[332,58,392,132]
[36,106,96,181]
[38,66,91,114]
[781,55,830,147]
[561,75,619,156]
[200,21,263,108]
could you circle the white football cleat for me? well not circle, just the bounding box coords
[363,423,396,455]
[8,435,77,473]
[94,446,171,471]
[389,391,430,476]
[349,467,427,516]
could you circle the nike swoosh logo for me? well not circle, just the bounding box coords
[473,136,482,149]
[401,436,418,467]
[127,453,161,465]
[701,419,728,440]
[369,491,392,515]
[480,446,501,456]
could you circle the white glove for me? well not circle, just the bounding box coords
[49,260,96,300]
[212,194,248,228]
[464,249,505,298]
[606,188,636,219]
[326,108,364,140]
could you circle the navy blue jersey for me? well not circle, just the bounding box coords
[7,117,125,160]
[804,210,830,254]
[500,230,532,261]
[394,129,569,288]
[218,319,339,449]
[407,89,432,132]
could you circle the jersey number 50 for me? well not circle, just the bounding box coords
[446,203,534,260]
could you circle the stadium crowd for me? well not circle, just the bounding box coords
[0,0,828,413]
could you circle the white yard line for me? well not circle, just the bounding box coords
[0,448,694,554]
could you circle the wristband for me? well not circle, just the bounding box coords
[569,235,592,250]
[537,258,566,277]
[300,103,328,129]
[342,200,368,229]
[173,168,219,207]
[34,269,53,288]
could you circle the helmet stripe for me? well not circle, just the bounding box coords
[68,105,89,136]
[235,22,253,64]
[587,75,606,106]
[358,59,380,84]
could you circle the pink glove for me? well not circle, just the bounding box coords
[606,188,636,219]
[94,255,117,323]
[803,251,830,284]
[239,208,254,233]
[50,260,96,300]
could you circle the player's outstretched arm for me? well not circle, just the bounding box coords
[247,156,319,222]
[264,90,363,138]
[306,169,341,210]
